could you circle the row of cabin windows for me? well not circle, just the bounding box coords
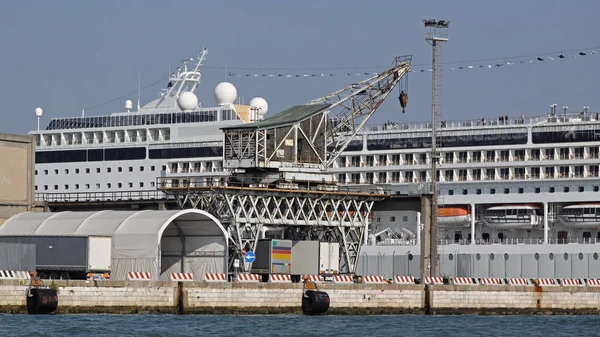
[35,181,156,191]
[35,165,165,175]
[447,185,600,196]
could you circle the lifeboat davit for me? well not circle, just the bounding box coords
[558,203,600,229]
[482,204,542,229]
[437,207,471,227]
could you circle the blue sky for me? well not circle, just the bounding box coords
[0,0,598,134]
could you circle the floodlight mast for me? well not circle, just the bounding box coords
[422,19,449,280]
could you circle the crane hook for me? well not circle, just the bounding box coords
[399,90,408,113]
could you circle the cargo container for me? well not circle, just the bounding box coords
[0,236,111,280]
[251,239,292,275]
[319,242,340,275]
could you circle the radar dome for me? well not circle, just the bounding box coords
[125,100,133,110]
[34,107,43,117]
[214,82,237,106]
[249,97,268,116]
[177,92,199,111]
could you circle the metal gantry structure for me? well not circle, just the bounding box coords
[162,55,412,275]
[422,19,449,278]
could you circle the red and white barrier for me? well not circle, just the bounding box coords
[536,278,558,286]
[587,279,600,286]
[508,278,530,285]
[479,278,503,285]
[363,275,385,284]
[333,275,354,283]
[452,277,476,285]
[171,273,194,281]
[237,274,261,282]
[269,274,291,283]
[0,270,31,280]
[303,275,324,283]
[394,276,415,284]
[204,273,226,282]
[560,278,583,286]
[423,277,444,285]
[127,272,151,280]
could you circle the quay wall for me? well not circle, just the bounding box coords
[2,280,600,315]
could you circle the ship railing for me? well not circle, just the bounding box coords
[35,190,169,203]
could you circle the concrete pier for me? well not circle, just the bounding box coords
[2,280,600,315]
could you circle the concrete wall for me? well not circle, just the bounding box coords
[0,133,35,225]
[3,280,600,314]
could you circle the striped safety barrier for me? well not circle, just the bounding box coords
[560,278,584,286]
[236,274,261,282]
[333,275,354,283]
[452,277,477,285]
[394,276,415,284]
[303,275,324,283]
[0,271,31,280]
[269,274,291,283]
[508,278,531,285]
[171,273,194,281]
[363,275,385,284]
[479,278,504,285]
[423,277,444,285]
[127,272,151,280]
[536,278,558,286]
[587,279,600,286]
[204,273,226,282]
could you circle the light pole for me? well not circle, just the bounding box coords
[423,19,449,278]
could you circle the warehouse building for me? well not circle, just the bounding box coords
[0,133,35,225]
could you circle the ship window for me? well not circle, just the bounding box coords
[118,183,122,188]
[490,188,496,195]
[64,169,69,174]
[35,170,38,175]
[140,166,144,172]
[549,187,555,193]
[129,167,133,172]
[139,182,144,188]
[390,216,396,222]
[75,168,79,174]
[462,189,468,195]
[549,253,554,260]
[151,166,156,171]
[518,188,524,194]
[579,253,584,260]
[564,187,569,193]
[448,253,454,261]
[490,253,495,261]
[107,183,111,188]
[504,253,509,260]
[579,186,584,192]
[534,253,539,260]
[53,185,58,190]
[402,216,408,222]
[476,253,481,260]
[95,183,100,189]
[504,188,510,194]
[96,168,101,173]
[54,169,58,174]
[408,254,413,261]
[150,182,155,187]
[64,184,68,189]
[85,184,90,189]
[118,167,123,172]
[564,253,569,260]
[595,186,600,192]
[107,167,111,173]
[75,184,79,189]
[162,165,166,171]
[128,182,133,188]
[448,190,454,196]
[476,189,481,195]
[482,233,490,242]
[86,168,90,173]
[34,185,38,191]
[534,187,541,193]
[594,253,599,260]
[44,185,48,190]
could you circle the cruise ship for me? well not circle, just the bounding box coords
[30,50,600,279]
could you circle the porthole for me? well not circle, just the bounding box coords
[594,253,599,260]
[490,253,495,261]
[549,253,554,260]
[408,253,413,261]
[476,253,481,261]
[534,253,540,260]
[504,253,509,261]
[579,253,584,260]
[564,253,569,260]
[449,253,454,261]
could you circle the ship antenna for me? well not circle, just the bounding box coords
[137,68,141,111]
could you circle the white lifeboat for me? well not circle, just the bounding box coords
[482,204,542,229]
[558,204,600,229]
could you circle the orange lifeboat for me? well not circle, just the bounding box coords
[437,207,471,227]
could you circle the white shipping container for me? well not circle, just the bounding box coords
[88,236,112,271]
[319,242,339,274]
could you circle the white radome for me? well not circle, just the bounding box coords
[125,100,133,110]
[177,92,199,111]
[214,82,237,106]
[34,107,43,117]
[249,97,268,116]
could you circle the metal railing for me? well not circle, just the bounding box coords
[35,190,170,203]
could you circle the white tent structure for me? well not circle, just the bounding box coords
[0,209,228,281]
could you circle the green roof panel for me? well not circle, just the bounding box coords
[222,103,330,130]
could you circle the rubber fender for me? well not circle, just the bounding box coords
[302,290,330,315]
[27,288,58,314]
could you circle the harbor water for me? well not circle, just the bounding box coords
[0,314,596,336]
